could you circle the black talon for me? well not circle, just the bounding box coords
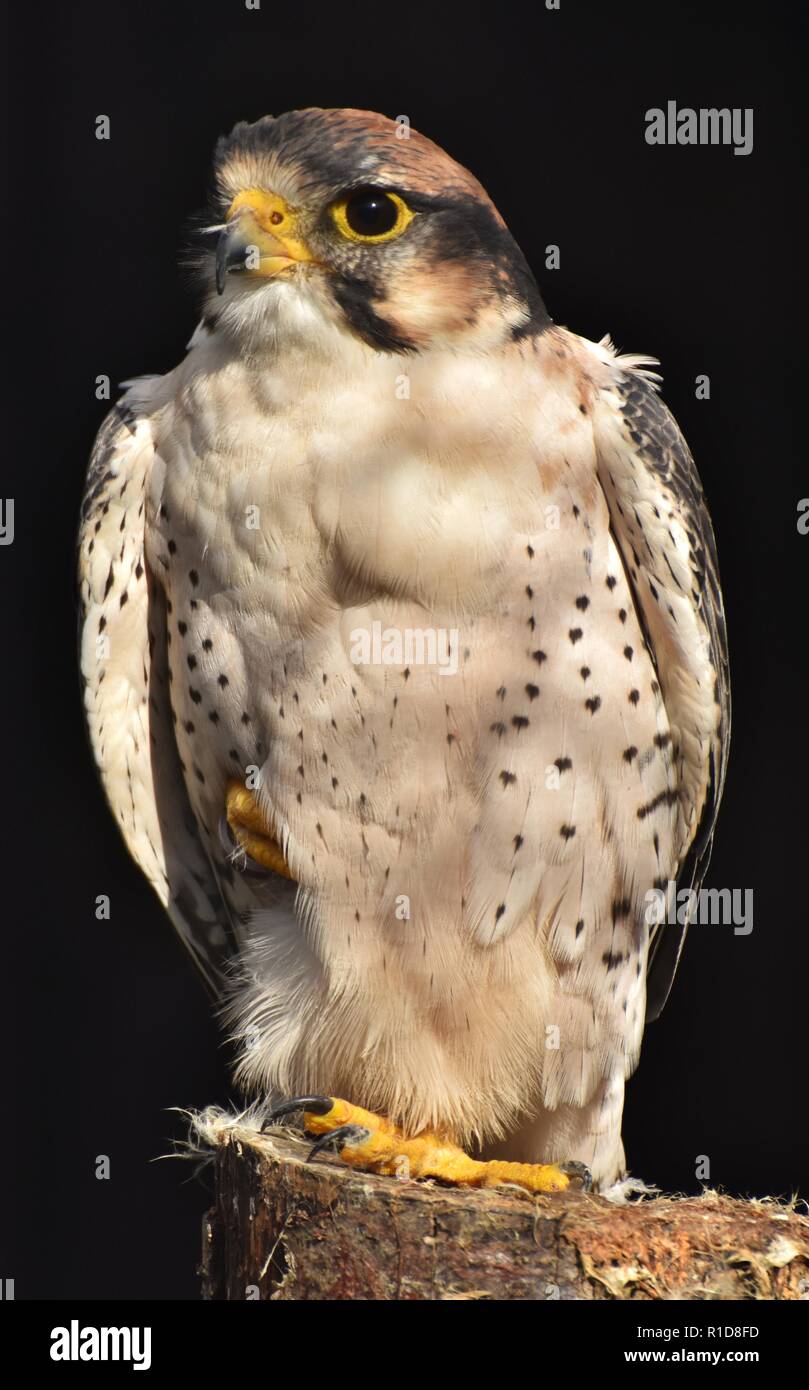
[307,1124,371,1163]
[560,1160,593,1193]
[261,1095,334,1131]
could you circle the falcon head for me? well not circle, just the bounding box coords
[201,108,549,353]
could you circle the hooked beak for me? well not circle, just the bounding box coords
[215,189,315,295]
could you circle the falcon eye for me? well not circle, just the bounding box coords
[330,188,414,244]
[344,190,398,236]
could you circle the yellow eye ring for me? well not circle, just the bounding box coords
[330,188,415,244]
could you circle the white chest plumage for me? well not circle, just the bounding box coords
[137,325,674,1167]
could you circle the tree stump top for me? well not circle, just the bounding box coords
[194,1108,809,1301]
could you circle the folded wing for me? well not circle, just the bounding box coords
[591,353,730,1019]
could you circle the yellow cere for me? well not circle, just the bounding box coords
[226,188,294,233]
[224,188,314,273]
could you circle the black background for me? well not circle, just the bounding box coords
[6,0,807,1299]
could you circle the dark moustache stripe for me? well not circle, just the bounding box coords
[329,275,419,354]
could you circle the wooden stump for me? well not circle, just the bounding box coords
[195,1110,808,1301]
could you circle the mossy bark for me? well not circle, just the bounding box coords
[198,1122,808,1301]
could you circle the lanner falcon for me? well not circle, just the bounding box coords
[78,109,729,1193]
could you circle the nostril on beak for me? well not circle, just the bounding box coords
[215,218,292,294]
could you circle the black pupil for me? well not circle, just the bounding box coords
[345,189,398,237]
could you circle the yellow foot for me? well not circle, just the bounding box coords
[225,779,293,878]
[264,1095,591,1195]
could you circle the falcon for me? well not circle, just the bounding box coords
[78,109,729,1193]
